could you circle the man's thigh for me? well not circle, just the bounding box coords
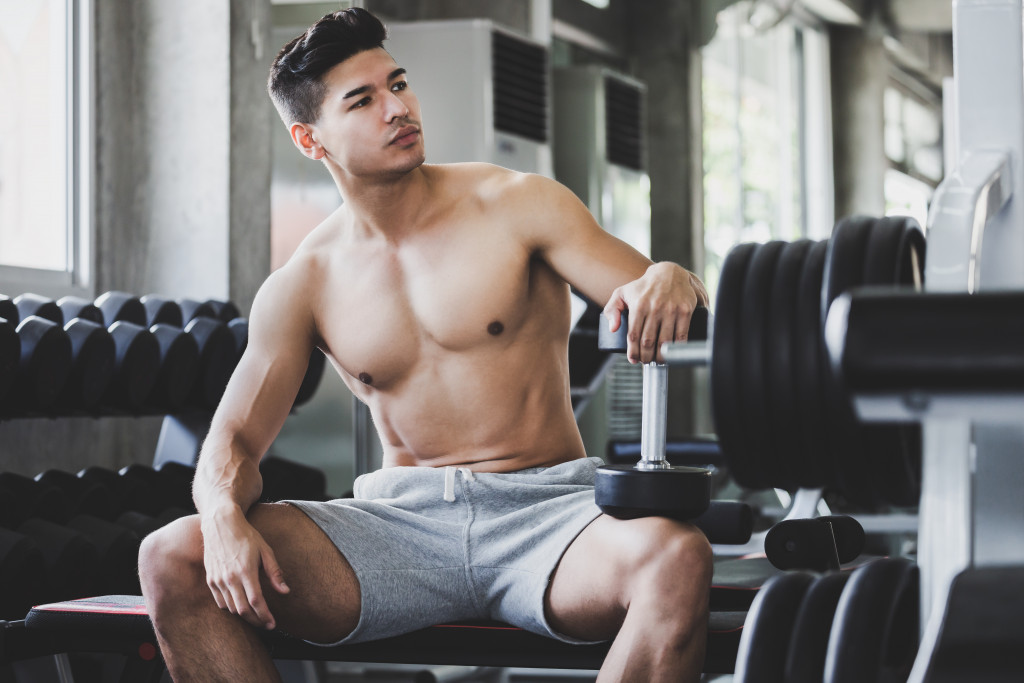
[246,502,361,643]
[544,514,708,642]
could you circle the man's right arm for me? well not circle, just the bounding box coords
[192,260,319,630]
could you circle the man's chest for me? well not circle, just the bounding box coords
[317,226,538,388]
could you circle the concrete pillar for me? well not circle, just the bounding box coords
[623,0,704,437]
[830,23,887,219]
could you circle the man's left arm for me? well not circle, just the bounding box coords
[514,173,709,364]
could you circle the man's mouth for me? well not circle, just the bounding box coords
[391,126,420,146]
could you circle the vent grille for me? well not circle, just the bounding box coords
[492,31,548,143]
[604,77,644,170]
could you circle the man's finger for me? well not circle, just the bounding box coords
[638,316,661,365]
[242,574,276,630]
[261,547,291,595]
[604,295,626,333]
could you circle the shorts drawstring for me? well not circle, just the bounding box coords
[443,466,475,502]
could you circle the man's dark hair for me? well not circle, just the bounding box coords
[268,7,387,125]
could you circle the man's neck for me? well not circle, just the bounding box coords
[331,164,436,242]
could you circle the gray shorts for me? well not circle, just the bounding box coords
[284,456,605,646]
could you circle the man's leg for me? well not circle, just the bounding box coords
[138,503,360,682]
[545,514,713,683]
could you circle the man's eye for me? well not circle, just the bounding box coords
[392,81,408,92]
[352,97,371,109]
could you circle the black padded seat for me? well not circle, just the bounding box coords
[9,594,746,678]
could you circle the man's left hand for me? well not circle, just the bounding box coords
[603,263,709,364]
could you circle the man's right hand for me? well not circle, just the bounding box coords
[201,505,291,630]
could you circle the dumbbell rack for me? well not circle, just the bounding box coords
[829,1,1024,680]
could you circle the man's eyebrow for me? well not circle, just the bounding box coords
[342,68,407,100]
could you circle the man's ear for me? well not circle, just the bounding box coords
[290,122,324,160]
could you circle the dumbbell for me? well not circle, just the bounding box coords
[148,323,200,412]
[260,456,328,502]
[1,471,145,593]
[593,308,712,521]
[764,515,866,572]
[0,473,106,602]
[9,316,73,412]
[56,295,105,325]
[0,527,47,619]
[0,315,19,405]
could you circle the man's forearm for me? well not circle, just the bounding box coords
[193,434,264,520]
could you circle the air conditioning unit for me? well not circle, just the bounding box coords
[554,66,650,444]
[386,20,552,176]
[554,66,650,256]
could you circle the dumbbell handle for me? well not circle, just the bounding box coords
[661,341,711,366]
[640,362,671,470]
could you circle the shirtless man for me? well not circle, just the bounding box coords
[139,8,712,682]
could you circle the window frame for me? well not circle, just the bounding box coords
[0,0,94,302]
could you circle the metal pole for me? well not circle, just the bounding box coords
[639,362,670,469]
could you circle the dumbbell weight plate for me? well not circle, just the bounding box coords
[766,240,814,485]
[794,241,831,488]
[711,242,758,489]
[783,571,852,683]
[825,558,919,683]
[822,217,879,506]
[594,464,711,521]
[861,216,926,506]
[733,571,817,683]
[737,241,788,490]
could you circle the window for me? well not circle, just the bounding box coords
[884,78,943,228]
[701,3,832,307]
[0,0,91,298]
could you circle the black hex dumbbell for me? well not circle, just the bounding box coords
[593,308,712,521]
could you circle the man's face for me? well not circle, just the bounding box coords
[311,47,425,178]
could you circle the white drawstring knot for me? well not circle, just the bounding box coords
[443,466,475,502]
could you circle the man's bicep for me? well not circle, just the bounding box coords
[525,175,652,304]
[209,272,318,460]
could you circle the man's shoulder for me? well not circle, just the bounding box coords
[431,162,560,206]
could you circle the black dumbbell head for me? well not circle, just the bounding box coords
[95,291,147,326]
[56,296,104,325]
[0,318,19,404]
[205,299,241,323]
[227,317,248,357]
[14,293,63,325]
[104,321,161,411]
[15,316,73,411]
[178,298,218,323]
[185,317,237,409]
[148,324,200,411]
[140,295,184,327]
[61,318,116,410]
[0,295,18,325]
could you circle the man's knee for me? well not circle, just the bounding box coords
[625,518,713,599]
[138,515,206,602]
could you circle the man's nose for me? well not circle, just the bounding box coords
[384,91,410,122]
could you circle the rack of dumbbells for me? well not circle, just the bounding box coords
[0,291,329,681]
